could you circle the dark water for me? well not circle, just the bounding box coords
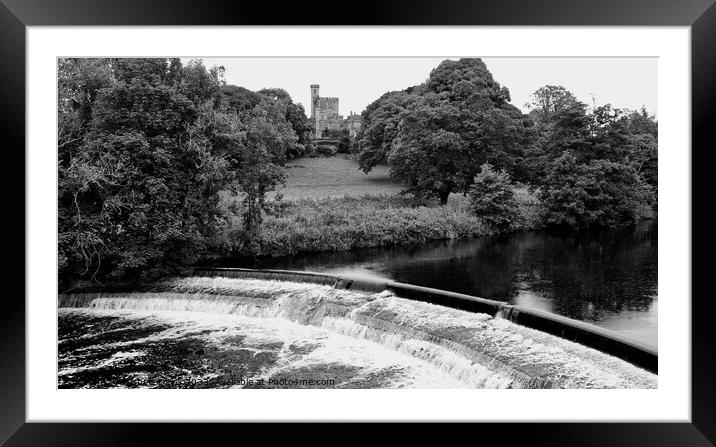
[221,220,658,348]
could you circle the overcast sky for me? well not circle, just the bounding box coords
[188,57,657,118]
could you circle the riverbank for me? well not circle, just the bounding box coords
[216,189,542,258]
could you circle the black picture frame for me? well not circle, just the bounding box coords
[1,0,713,444]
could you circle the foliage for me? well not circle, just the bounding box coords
[469,163,520,231]
[353,59,533,204]
[337,134,352,154]
[318,129,351,153]
[313,144,338,157]
[537,151,653,229]
[228,100,296,238]
[58,58,230,283]
[58,58,304,285]
[525,88,658,216]
[391,59,533,203]
[258,88,313,158]
[220,84,262,112]
[58,58,115,167]
[57,57,661,286]
[214,192,541,258]
[178,59,225,105]
[352,90,418,172]
[525,85,581,125]
[620,108,658,208]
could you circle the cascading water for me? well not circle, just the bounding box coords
[58,276,657,389]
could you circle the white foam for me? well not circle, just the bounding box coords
[58,276,658,389]
[60,308,467,388]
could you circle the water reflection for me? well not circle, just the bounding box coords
[216,220,657,348]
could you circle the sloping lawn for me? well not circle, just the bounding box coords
[216,155,543,257]
[276,155,403,199]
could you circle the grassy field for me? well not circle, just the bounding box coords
[276,155,403,199]
[216,155,542,257]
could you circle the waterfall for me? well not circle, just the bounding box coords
[58,276,657,389]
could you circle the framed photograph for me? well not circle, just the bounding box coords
[3,0,713,443]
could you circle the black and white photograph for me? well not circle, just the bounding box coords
[56,56,659,390]
[4,0,712,441]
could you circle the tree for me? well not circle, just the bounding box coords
[58,58,231,284]
[388,98,468,204]
[258,88,312,158]
[221,84,262,112]
[382,58,533,204]
[58,58,310,283]
[626,133,657,200]
[522,84,658,225]
[526,97,646,183]
[179,59,225,106]
[537,151,652,229]
[525,85,581,124]
[229,99,296,236]
[620,107,658,138]
[620,109,658,209]
[58,58,114,167]
[352,90,417,172]
[469,163,520,231]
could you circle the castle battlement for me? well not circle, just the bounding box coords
[310,84,362,139]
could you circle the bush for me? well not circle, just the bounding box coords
[337,136,352,154]
[314,144,338,157]
[214,192,540,258]
[468,163,520,231]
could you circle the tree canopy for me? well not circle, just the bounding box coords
[354,59,657,226]
[58,58,309,285]
[58,57,659,285]
[524,88,658,228]
[353,58,533,204]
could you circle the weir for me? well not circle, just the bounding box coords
[190,267,658,374]
[58,276,657,389]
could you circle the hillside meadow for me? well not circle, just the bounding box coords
[275,154,403,199]
[217,155,541,257]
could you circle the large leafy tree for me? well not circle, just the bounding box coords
[354,58,533,204]
[258,88,312,157]
[58,58,232,283]
[230,98,297,235]
[352,90,417,172]
[58,58,304,285]
[388,95,469,204]
[524,85,658,228]
[58,58,114,167]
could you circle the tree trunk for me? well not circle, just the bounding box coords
[437,188,450,205]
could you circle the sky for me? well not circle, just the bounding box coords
[187,57,657,118]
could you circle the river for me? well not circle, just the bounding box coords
[217,220,658,349]
[58,220,658,388]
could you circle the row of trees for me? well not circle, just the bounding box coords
[58,57,657,284]
[58,58,312,284]
[352,59,658,229]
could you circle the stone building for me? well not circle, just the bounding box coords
[310,84,362,139]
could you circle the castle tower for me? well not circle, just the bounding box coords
[310,84,320,119]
